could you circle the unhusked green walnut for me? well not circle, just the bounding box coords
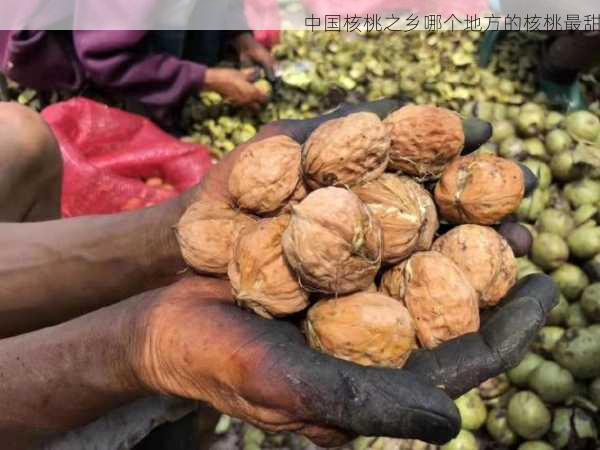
[383,105,465,180]
[454,390,487,431]
[567,226,600,260]
[531,233,569,271]
[302,112,390,189]
[432,225,517,308]
[581,283,600,322]
[507,391,551,440]
[441,430,478,450]
[282,187,382,295]
[228,215,309,319]
[353,174,438,264]
[176,200,256,275]
[552,327,600,379]
[434,155,525,225]
[552,263,590,301]
[528,361,575,404]
[536,208,575,238]
[305,292,416,368]
[228,135,305,215]
[508,352,545,387]
[565,110,600,142]
[382,252,480,349]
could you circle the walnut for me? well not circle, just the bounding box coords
[176,200,255,275]
[384,105,464,180]
[354,174,439,264]
[228,215,309,319]
[282,187,382,295]
[305,292,416,368]
[433,225,517,308]
[382,251,480,349]
[302,112,390,189]
[434,155,525,225]
[229,135,305,215]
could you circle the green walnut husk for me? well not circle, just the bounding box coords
[528,360,575,403]
[517,189,550,222]
[566,303,590,328]
[545,129,573,155]
[547,294,569,325]
[507,352,545,387]
[564,178,600,209]
[552,263,590,301]
[454,390,487,431]
[536,209,575,238]
[517,107,545,137]
[573,205,598,226]
[549,407,598,449]
[581,283,600,322]
[545,111,565,131]
[507,391,551,440]
[517,442,554,450]
[551,152,583,181]
[491,120,516,144]
[499,137,526,160]
[441,429,479,450]
[486,408,518,446]
[522,159,552,189]
[517,257,544,280]
[566,110,600,142]
[590,377,600,408]
[553,327,600,379]
[531,233,569,270]
[585,253,600,282]
[531,326,565,355]
[523,138,548,160]
[567,226,600,260]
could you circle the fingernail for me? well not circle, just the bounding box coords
[497,222,533,257]
[518,163,538,196]
[462,118,492,154]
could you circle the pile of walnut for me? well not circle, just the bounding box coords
[176,105,526,369]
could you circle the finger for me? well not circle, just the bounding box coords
[404,274,558,399]
[241,67,261,83]
[264,99,410,145]
[287,353,460,445]
[518,163,539,196]
[496,221,533,257]
[462,118,493,154]
[300,425,353,448]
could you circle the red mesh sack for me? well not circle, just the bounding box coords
[41,98,213,218]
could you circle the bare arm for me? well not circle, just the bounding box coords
[0,197,188,337]
[0,292,148,450]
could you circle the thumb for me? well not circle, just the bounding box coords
[273,344,461,444]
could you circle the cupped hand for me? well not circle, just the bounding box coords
[132,274,557,447]
[204,68,268,109]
